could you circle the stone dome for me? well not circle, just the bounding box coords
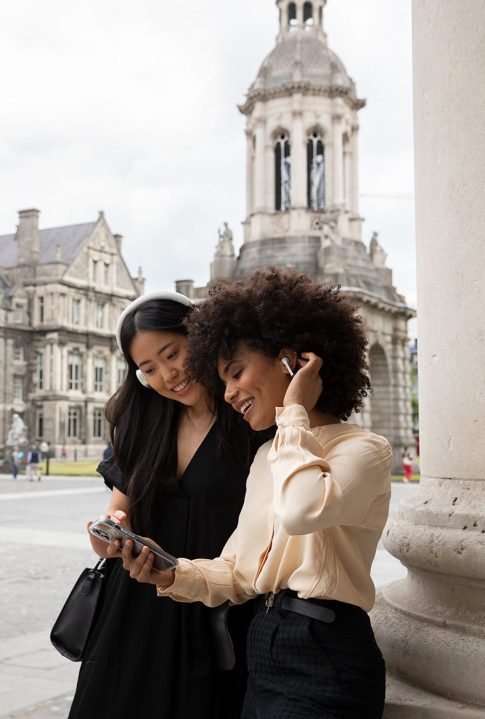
[252,33,355,94]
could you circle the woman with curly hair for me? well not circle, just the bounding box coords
[119,268,392,719]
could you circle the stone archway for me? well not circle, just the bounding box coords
[368,343,391,438]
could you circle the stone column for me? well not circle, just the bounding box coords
[253,116,266,212]
[332,114,344,208]
[372,2,485,716]
[245,130,254,217]
[350,125,360,215]
[264,138,274,212]
[291,96,306,208]
[343,140,351,211]
[296,1,304,28]
[389,321,414,473]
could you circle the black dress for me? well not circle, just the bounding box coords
[69,423,261,719]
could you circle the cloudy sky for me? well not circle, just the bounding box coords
[0,0,416,314]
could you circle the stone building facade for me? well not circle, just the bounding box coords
[176,0,415,470]
[0,209,141,458]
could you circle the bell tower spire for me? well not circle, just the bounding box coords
[276,0,327,42]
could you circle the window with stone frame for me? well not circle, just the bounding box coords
[13,346,24,362]
[13,375,24,401]
[94,357,105,393]
[104,263,110,286]
[95,303,104,329]
[14,304,24,324]
[36,407,44,439]
[307,131,326,211]
[117,357,126,387]
[36,352,44,390]
[288,2,297,29]
[67,406,80,438]
[38,296,45,324]
[71,298,81,325]
[92,407,104,438]
[304,2,314,27]
[275,132,292,211]
[68,353,82,391]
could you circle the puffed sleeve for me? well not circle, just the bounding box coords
[96,459,127,494]
[157,529,256,607]
[269,404,392,535]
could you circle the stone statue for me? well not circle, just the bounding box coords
[216,222,235,258]
[6,413,28,446]
[369,231,388,268]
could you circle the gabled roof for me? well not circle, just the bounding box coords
[0,221,97,268]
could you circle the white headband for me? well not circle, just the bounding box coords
[115,290,194,353]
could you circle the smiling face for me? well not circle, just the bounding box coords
[218,344,290,430]
[130,330,207,407]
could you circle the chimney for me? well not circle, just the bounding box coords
[113,234,123,253]
[175,279,194,298]
[16,209,40,265]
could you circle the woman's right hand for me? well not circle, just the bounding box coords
[120,539,176,589]
[87,510,129,558]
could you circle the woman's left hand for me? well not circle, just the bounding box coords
[119,539,176,589]
[283,352,323,413]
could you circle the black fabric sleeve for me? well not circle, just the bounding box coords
[96,459,127,495]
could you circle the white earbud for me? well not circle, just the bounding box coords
[135,369,151,388]
[281,356,295,378]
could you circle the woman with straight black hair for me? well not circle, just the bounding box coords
[68,291,265,719]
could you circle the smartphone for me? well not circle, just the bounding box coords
[89,517,178,572]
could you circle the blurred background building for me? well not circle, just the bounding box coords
[0,209,141,457]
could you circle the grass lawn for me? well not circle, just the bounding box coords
[38,460,100,477]
[10,458,420,481]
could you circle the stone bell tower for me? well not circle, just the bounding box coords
[181,1,415,469]
[237,0,366,276]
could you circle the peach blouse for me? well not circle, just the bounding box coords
[158,404,392,612]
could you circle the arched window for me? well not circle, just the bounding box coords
[288,2,297,30]
[275,132,291,211]
[307,131,326,210]
[304,2,314,27]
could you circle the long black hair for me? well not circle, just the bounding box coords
[105,299,253,535]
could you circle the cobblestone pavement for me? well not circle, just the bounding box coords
[0,474,417,718]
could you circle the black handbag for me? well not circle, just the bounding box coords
[50,558,108,661]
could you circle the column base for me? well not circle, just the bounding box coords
[384,674,485,719]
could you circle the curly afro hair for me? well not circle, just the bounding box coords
[186,267,370,420]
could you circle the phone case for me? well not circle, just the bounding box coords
[89,518,178,572]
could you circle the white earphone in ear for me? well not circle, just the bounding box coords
[135,369,151,388]
[281,356,295,378]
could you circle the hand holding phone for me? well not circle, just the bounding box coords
[89,517,178,572]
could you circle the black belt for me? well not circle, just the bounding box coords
[264,590,362,624]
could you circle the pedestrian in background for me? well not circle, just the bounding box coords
[10,446,22,480]
[102,441,113,461]
[26,445,41,481]
[402,446,413,482]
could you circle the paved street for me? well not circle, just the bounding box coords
[0,474,418,718]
